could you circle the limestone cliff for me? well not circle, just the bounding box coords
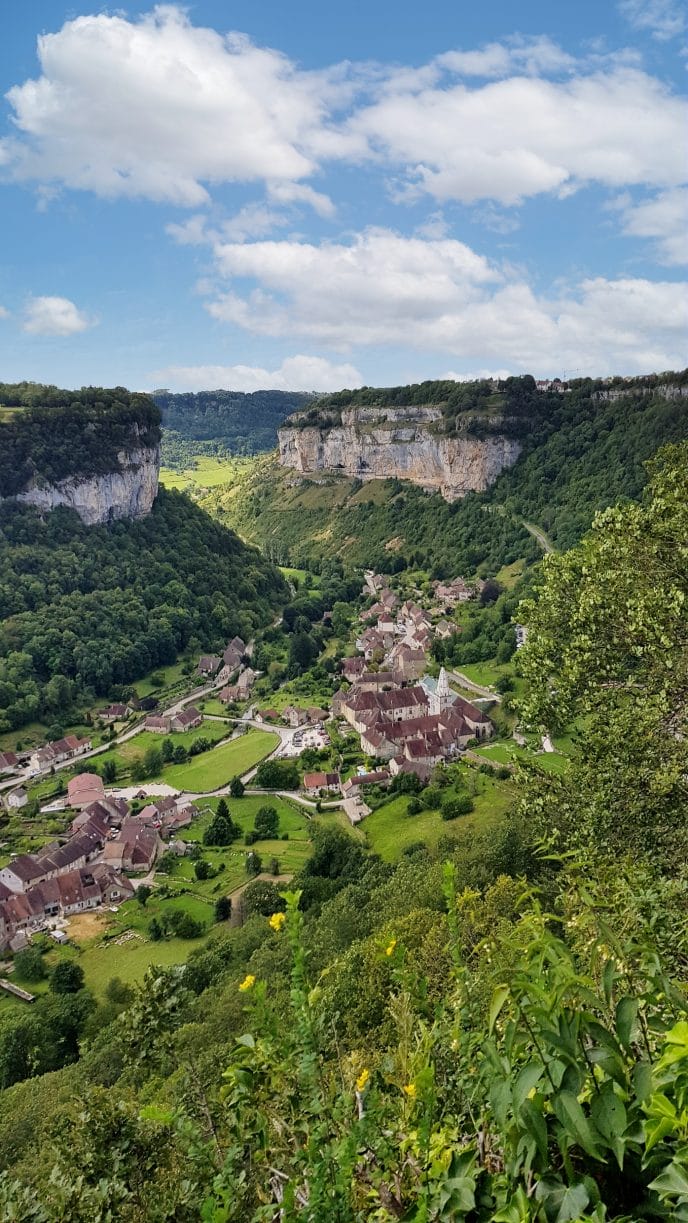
[14,443,160,525]
[0,391,162,526]
[278,406,520,501]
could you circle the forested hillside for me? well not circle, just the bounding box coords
[0,383,160,498]
[209,374,688,571]
[1,445,687,1220]
[153,389,312,459]
[0,488,287,734]
[206,456,540,574]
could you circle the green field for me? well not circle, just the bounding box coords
[278,566,321,591]
[163,730,279,790]
[474,739,569,776]
[90,720,231,777]
[362,772,515,861]
[186,794,311,840]
[159,456,238,491]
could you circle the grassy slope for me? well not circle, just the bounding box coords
[363,771,515,861]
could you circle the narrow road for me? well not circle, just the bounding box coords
[523,520,554,554]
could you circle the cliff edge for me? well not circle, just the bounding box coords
[278,405,521,501]
[0,386,161,525]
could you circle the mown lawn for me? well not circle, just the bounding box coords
[362,772,515,861]
[279,566,321,592]
[164,730,279,790]
[91,720,231,780]
[53,934,210,997]
[198,699,236,717]
[454,660,507,689]
[474,740,570,776]
[186,794,311,840]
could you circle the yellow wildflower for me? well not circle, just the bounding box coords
[238,974,255,992]
[385,938,397,957]
[269,911,286,932]
[403,1083,417,1099]
[356,1068,370,1092]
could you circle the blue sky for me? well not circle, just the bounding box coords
[0,0,686,392]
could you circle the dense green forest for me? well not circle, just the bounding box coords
[212,374,688,570]
[153,389,312,457]
[0,383,160,498]
[1,445,687,1220]
[0,489,287,734]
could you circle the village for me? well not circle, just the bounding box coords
[0,568,526,963]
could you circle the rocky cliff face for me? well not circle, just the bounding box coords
[13,444,160,525]
[278,407,520,501]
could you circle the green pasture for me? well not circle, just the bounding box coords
[362,772,515,861]
[164,730,279,790]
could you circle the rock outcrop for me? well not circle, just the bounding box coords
[13,444,160,526]
[278,406,520,501]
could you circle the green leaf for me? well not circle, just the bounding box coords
[235,1033,255,1048]
[650,1159,688,1198]
[489,984,510,1034]
[591,1084,627,1168]
[535,1176,590,1223]
[616,997,638,1052]
[520,1097,549,1164]
[602,959,616,1007]
[633,1060,653,1102]
[513,1063,544,1113]
[553,1090,603,1160]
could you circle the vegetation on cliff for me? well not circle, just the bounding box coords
[0,383,161,498]
[1,447,687,1219]
[0,488,288,734]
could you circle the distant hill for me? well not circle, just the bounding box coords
[153,389,313,463]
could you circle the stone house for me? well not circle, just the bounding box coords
[302,771,341,796]
[197,655,221,677]
[7,787,28,810]
[144,715,171,734]
[170,706,202,733]
[67,773,105,810]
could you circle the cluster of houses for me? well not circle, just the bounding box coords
[255,704,328,728]
[0,773,200,952]
[197,636,246,682]
[535,379,570,393]
[337,668,491,783]
[28,734,92,777]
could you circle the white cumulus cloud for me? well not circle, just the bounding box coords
[22,296,93,336]
[0,306,9,319]
[148,354,362,393]
[348,66,687,206]
[0,6,346,205]
[1,10,684,218]
[201,228,688,375]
